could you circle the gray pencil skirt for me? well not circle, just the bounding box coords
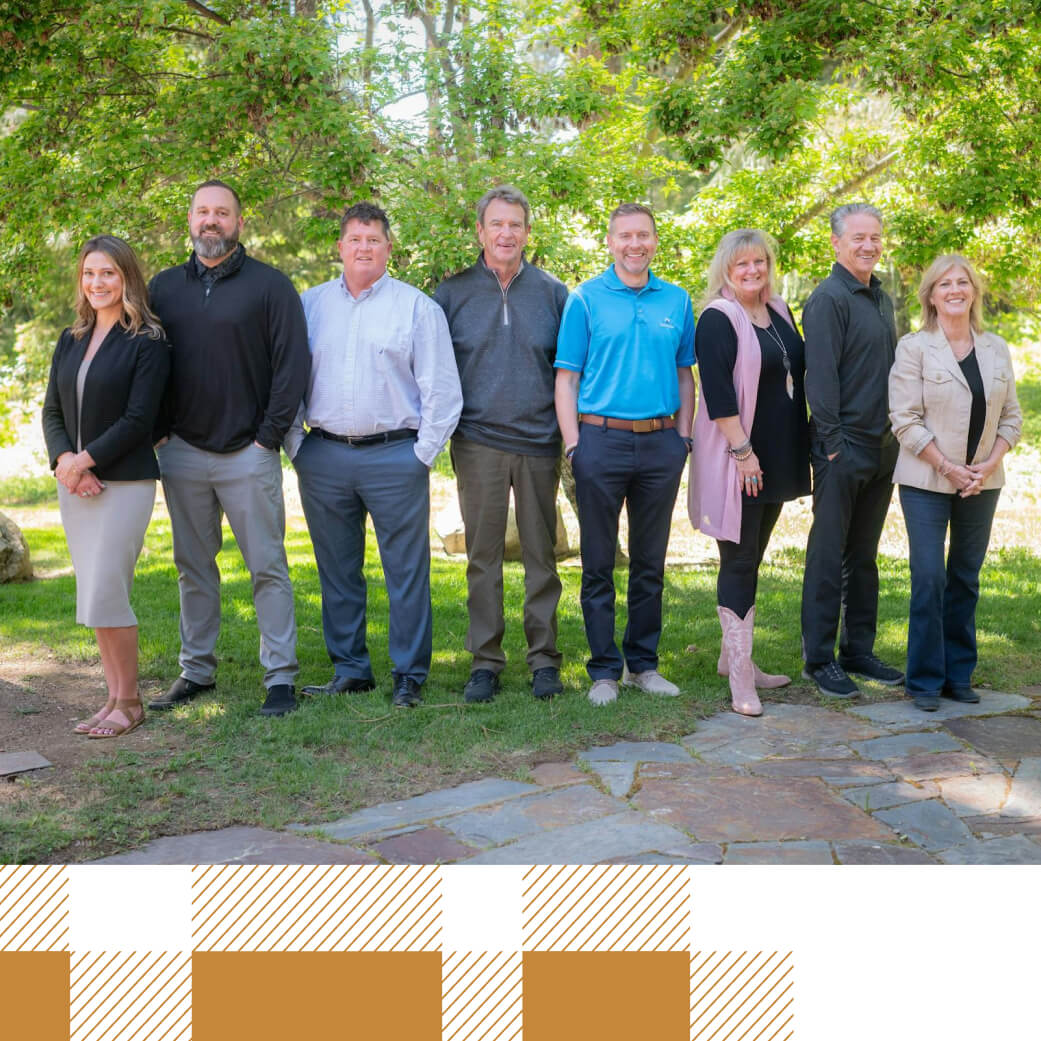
[58,479,156,627]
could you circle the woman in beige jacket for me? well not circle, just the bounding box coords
[889,255,1022,712]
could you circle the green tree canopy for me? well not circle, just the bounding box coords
[2,0,1040,426]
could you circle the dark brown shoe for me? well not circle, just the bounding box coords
[148,677,215,711]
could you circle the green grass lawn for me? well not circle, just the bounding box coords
[2,508,1040,863]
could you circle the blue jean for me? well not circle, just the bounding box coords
[571,423,688,680]
[899,484,999,696]
[293,432,433,684]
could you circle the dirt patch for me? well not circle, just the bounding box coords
[0,655,183,802]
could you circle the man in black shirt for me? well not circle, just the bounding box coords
[800,203,905,698]
[148,180,310,717]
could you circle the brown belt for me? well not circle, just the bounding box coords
[579,414,676,433]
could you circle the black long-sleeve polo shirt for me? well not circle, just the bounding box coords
[149,246,310,452]
[802,261,897,456]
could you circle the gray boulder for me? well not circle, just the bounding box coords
[0,510,33,582]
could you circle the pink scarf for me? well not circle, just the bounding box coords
[687,291,794,543]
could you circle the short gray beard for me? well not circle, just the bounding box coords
[192,227,239,260]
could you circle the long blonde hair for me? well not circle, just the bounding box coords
[71,235,163,340]
[702,229,779,309]
[917,254,984,333]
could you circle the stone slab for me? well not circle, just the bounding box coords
[943,714,1041,761]
[371,827,477,864]
[601,843,723,865]
[833,841,935,865]
[962,815,1041,839]
[850,731,963,760]
[723,841,834,865]
[579,741,692,765]
[464,812,695,864]
[885,751,1005,784]
[842,781,940,812]
[296,778,540,840]
[874,800,974,851]
[849,691,1029,730]
[937,836,1041,865]
[92,827,379,865]
[591,762,637,798]
[0,750,52,777]
[632,769,896,844]
[1001,758,1041,818]
[683,704,882,765]
[441,786,626,848]
[748,759,894,787]
[529,762,588,787]
[937,774,1011,817]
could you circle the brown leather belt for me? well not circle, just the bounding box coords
[579,414,676,433]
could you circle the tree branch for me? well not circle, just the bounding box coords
[788,148,901,231]
[182,0,230,26]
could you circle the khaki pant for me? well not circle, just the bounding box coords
[450,437,562,673]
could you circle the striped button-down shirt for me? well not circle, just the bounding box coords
[286,272,462,466]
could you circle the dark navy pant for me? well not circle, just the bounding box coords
[571,423,688,680]
[293,432,433,685]
[900,485,999,696]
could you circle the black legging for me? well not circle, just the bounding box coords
[716,500,783,616]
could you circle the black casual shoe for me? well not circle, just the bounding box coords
[802,662,860,699]
[532,667,563,701]
[463,669,500,704]
[259,684,298,717]
[300,676,376,696]
[839,654,905,686]
[911,693,941,712]
[942,685,980,703]
[392,676,422,708]
[149,676,215,711]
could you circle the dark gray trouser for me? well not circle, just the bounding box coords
[158,435,298,689]
[800,436,895,667]
[450,437,563,673]
[293,432,433,684]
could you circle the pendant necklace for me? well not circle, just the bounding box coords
[761,319,794,399]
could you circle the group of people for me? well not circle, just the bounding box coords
[41,181,1022,739]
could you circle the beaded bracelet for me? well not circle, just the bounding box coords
[727,439,753,459]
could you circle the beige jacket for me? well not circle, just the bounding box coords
[889,328,1022,493]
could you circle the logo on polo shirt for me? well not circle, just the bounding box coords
[659,316,676,329]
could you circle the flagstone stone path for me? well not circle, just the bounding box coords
[94,690,1041,865]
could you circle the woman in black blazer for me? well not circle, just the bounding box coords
[42,235,170,738]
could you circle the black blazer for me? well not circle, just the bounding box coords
[42,325,171,481]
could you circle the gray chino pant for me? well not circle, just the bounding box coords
[158,435,298,689]
[450,437,562,674]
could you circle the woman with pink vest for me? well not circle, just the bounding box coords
[688,229,811,715]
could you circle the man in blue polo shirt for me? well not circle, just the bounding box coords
[555,203,695,705]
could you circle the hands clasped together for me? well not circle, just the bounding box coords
[55,450,105,498]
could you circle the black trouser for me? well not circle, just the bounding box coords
[717,500,783,617]
[801,436,895,667]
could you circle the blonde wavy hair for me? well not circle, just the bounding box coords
[71,235,163,340]
[702,228,779,309]
[917,254,984,333]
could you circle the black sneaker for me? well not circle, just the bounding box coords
[942,685,980,703]
[839,654,905,686]
[532,667,563,700]
[259,684,298,716]
[802,662,860,699]
[463,669,500,704]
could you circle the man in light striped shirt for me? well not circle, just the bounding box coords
[286,202,462,708]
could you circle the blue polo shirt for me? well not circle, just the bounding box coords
[555,265,695,419]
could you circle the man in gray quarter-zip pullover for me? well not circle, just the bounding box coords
[148,179,310,719]
[800,202,905,700]
[434,186,569,704]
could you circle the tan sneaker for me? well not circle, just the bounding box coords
[588,678,618,706]
[622,668,680,697]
